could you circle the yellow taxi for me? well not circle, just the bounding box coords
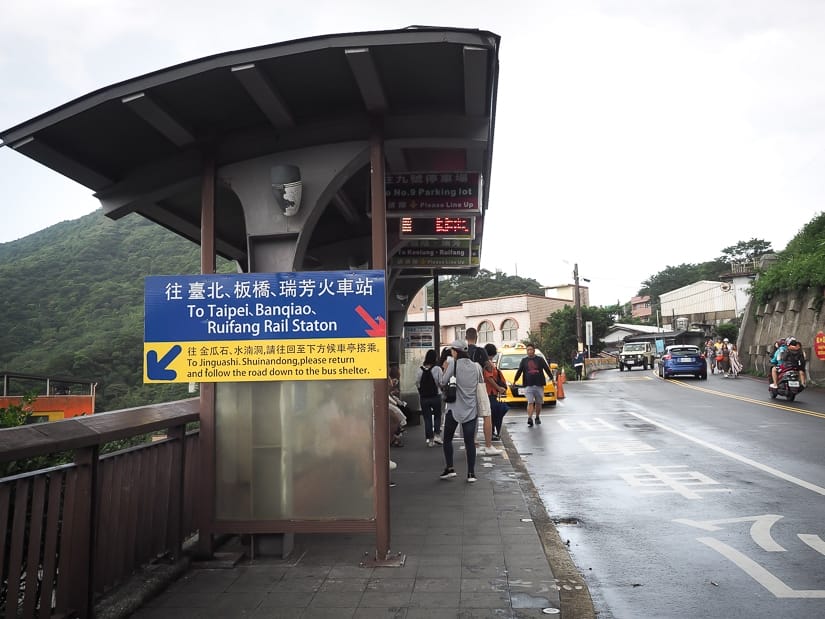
[494,344,557,406]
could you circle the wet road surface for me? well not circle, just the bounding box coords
[504,368,825,619]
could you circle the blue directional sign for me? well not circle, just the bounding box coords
[144,270,387,383]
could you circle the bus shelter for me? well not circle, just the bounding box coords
[0,26,501,561]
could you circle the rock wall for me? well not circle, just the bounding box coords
[738,287,824,385]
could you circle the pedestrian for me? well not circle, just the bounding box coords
[439,339,482,483]
[387,364,409,446]
[705,338,716,374]
[512,343,554,428]
[465,328,500,455]
[439,345,454,374]
[416,349,443,447]
[713,337,725,374]
[728,343,743,378]
[719,338,732,377]
[484,343,509,441]
[465,327,490,368]
[573,350,585,380]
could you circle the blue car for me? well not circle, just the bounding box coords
[658,345,707,380]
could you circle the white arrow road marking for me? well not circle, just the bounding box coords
[799,534,825,556]
[673,515,786,552]
[698,537,825,598]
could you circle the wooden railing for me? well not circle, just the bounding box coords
[0,398,200,619]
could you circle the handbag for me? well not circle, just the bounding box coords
[444,376,457,403]
[476,382,492,417]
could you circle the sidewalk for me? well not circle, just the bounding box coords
[130,421,565,618]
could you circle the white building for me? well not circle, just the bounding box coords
[405,292,575,350]
[659,280,736,330]
[603,323,665,351]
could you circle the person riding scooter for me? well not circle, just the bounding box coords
[768,338,787,389]
[777,337,806,388]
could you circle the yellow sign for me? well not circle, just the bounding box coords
[144,337,387,383]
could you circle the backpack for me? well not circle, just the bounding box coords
[783,347,803,369]
[418,366,439,397]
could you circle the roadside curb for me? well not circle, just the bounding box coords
[502,430,596,619]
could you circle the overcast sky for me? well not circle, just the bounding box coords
[2,0,823,306]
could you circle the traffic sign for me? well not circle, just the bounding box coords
[144,270,387,383]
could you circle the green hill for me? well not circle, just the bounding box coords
[0,210,233,412]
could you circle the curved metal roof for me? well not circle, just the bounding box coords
[1,26,500,291]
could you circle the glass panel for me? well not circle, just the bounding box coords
[215,379,375,520]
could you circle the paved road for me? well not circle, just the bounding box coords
[504,369,825,619]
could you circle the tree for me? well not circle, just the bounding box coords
[715,322,739,343]
[639,260,728,316]
[750,212,825,309]
[0,392,35,429]
[718,238,773,264]
[435,270,543,307]
[532,305,615,367]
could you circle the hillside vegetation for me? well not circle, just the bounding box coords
[749,212,825,311]
[0,210,233,412]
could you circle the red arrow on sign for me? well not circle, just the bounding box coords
[355,305,386,337]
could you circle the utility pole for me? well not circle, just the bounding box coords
[574,262,583,351]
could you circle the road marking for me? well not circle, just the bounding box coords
[674,515,786,551]
[558,417,619,431]
[697,537,825,598]
[619,464,727,499]
[799,534,825,556]
[578,436,657,455]
[662,379,825,419]
[627,411,825,496]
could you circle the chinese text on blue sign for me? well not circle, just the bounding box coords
[144,271,387,383]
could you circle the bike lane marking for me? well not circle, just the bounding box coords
[626,410,825,496]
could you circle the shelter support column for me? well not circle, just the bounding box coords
[370,118,393,561]
[197,151,217,558]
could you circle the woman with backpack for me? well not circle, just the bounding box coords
[416,349,444,447]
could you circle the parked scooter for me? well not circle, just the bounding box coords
[769,367,805,402]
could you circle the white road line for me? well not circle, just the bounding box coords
[698,537,825,598]
[799,534,825,556]
[627,411,825,497]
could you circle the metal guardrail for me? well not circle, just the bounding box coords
[0,398,199,618]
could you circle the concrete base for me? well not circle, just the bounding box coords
[192,551,244,569]
[251,533,294,559]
